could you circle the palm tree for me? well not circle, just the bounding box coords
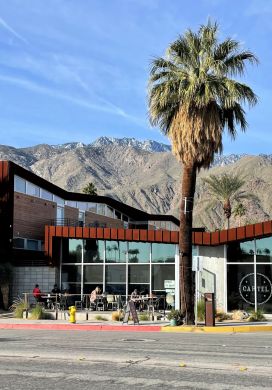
[148,21,257,324]
[82,182,98,195]
[233,202,247,227]
[202,173,256,229]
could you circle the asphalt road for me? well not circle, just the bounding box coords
[0,329,271,389]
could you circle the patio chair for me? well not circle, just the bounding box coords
[166,293,175,309]
[106,295,118,311]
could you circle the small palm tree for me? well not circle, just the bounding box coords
[233,203,247,227]
[202,173,256,229]
[82,182,98,195]
[148,21,257,324]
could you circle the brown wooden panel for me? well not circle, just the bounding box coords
[49,226,56,237]
[237,227,246,240]
[118,229,125,240]
[254,223,263,237]
[263,221,272,235]
[125,229,133,241]
[155,230,163,242]
[69,227,76,238]
[245,224,254,238]
[202,232,211,246]
[163,230,170,243]
[140,230,148,241]
[148,230,155,242]
[194,232,203,245]
[211,231,220,245]
[111,228,118,240]
[76,227,83,238]
[89,228,97,238]
[55,226,62,237]
[170,231,178,243]
[228,228,237,242]
[104,228,111,239]
[83,227,89,238]
[132,229,140,241]
[62,226,69,237]
[219,230,228,243]
[44,226,49,255]
[97,228,104,239]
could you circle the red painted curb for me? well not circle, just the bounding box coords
[0,323,161,332]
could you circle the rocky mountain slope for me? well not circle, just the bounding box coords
[0,137,271,230]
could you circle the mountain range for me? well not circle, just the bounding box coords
[1,137,271,230]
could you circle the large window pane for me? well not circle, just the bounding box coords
[129,284,149,295]
[14,176,26,193]
[152,265,175,291]
[256,237,272,263]
[27,182,40,197]
[105,241,127,263]
[128,242,150,263]
[152,243,176,263]
[227,264,254,311]
[105,284,126,295]
[62,239,82,263]
[106,265,126,283]
[129,265,149,283]
[256,265,272,313]
[62,265,81,283]
[227,240,254,262]
[84,265,103,283]
[41,189,53,201]
[84,240,104,263]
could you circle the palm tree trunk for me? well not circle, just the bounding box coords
[179,163,196,325]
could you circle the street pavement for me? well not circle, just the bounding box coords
[0,329,271,389]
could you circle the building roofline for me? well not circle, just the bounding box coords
[5,160,180,225]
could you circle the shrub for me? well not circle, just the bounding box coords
[10,297,28,318]
[139,313,149,321]
[112,311,124,321]
[167,309,183,324]
[197,299,205,321]
[30,304,44,320]
[247,309,266,322]
[215,311,231,322]
[94,314,108,321]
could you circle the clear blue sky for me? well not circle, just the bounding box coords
[0,0,271,153]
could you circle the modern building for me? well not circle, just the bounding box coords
[0,160,272,313]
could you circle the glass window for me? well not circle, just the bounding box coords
[14,176,26,193]
[256,237,272,263]
[84,265,103,283]
[227,264,254,311]
[97,204,105,215]
[66,200,77,208]
[84,239,104,263]
[106,206,114,218]
[122,215,128,222]
[54,195,65,206]
[87,203,97,213]
[62,265,81,283]
[256,265,272,313]
[129,265,149,283]
[26,239,39,251]
[152,243,176,263]
[105,241,127,263]
[41,189,53,201]
[129,284,149,295]
[152,265,175,291]
[57,206,64,223]
[62,239,82,263]
[128,242,150,263]
[26,182,39,197]
[115,210,121,220]
[78,202,88,211]
[13,238,25,249]
[106,265,126,283]
[227,240,255,262]
[105,284,126,295]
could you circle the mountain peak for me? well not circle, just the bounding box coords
[91,137,171,153]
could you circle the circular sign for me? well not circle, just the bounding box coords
[239,273,272,305]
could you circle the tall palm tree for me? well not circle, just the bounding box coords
[148,21,257,324]
[202,173,256,229]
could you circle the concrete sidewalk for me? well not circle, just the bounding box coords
[1,316,272,333]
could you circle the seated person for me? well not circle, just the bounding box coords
[51,284,61,294]
[89,286,101,309]
[130,289,139,301]
[32,284,41,303]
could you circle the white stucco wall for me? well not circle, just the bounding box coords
[198,245,226,311]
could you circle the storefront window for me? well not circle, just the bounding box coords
[128,242,150,263]
[152,243,176,263]
[106,265,126,283]
[128,265,149,284]
[227,264,254,311]
[62,239,82,263]
[84,265,103,283]
[84,240,104,263]
[152,265,175,291]
[62,265,81,283]
[227,240,255,262]
[256,237,272,263]
[105,241,127,263]
[256,265,272,313]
